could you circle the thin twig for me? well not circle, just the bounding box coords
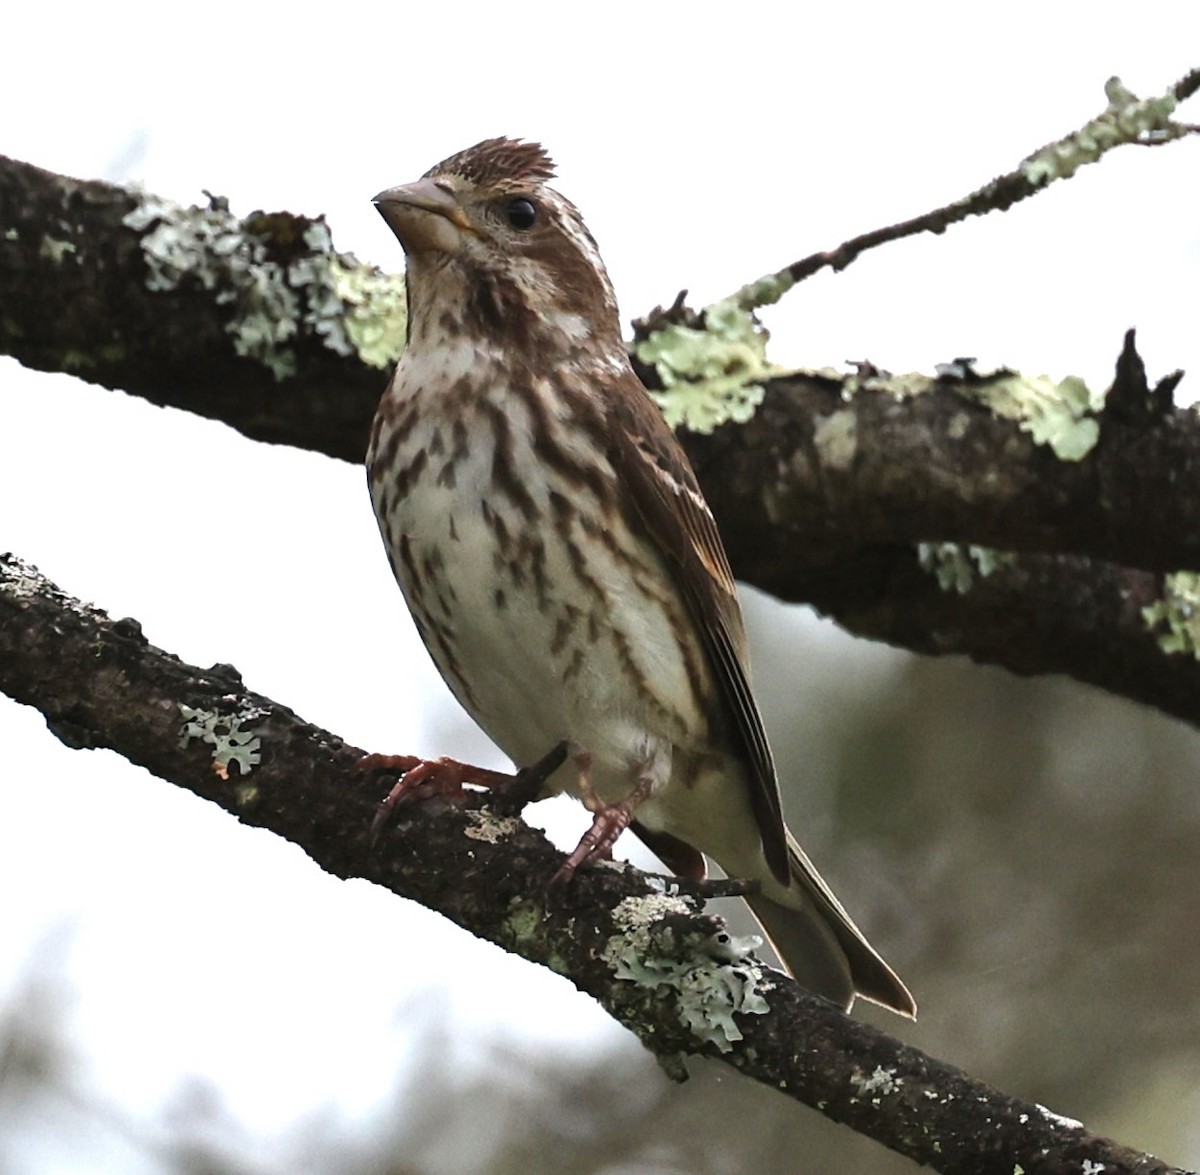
[723,70,1199,315]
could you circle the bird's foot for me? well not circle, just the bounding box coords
[359,740,570,839]
[359,753,515,840]
[551,777,653,885]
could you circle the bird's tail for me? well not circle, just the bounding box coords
[746,833,915,1017]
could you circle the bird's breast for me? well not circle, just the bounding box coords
[366,353,718,799]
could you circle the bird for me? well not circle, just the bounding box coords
[365,137,915,1017]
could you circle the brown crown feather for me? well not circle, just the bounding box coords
[425,137,556,189]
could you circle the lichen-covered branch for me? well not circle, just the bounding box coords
[732,71,1200,310]
[0,553,1187,1175]
[4,154,1200,726]
[0,153,396,460]
[681,345,1200,725]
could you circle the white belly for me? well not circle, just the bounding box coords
[368,367,711,807]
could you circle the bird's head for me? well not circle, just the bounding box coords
[374,137,622,352]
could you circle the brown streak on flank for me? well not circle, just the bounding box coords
[366,409,386,468]
[396,534,423,602]
[576,511,660,589]
[478,398,539,522]
[394,447,429,499]
[368,408,407,488]
[514,529,549,610]
[667,605,712,727]
[428,428,445,456]
[562,646,585,684]
[605,616,678,735]
[448,515,459,542]
[549,603,582,656]
[482,500,514,574]
[523,378,611,506]
[373,486,393,528]
[494,587,507,610]
[432,629,480,711]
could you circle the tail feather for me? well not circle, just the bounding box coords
[748,834,916,1017]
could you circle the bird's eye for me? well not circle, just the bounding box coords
[505,197,538,230]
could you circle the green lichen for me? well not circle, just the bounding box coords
[60,349,96,371]
[122,194,399,379]
[841,368,935,402]
[1022,77,1181,187]
[918,543,1016,594]
[39,235,77,263]
[969,372,1101,460]
[839,361,1101,458]
[463,810,520,843]
[850,1065,903,1101]
[812,408,857,471]
[1142,572,1200,658]
[727,269,796,313]
[602,894,770,1053]
[178,702,264,777]
[636,297,788,433]
[330,256,407,369]
[501,897,571,975]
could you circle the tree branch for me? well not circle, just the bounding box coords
[776,71,1200,292]
[0,552,1188,1175]
[4,145,1200,726]
[682,349,1200,726]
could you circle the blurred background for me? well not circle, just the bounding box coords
[3,4,1199,1172]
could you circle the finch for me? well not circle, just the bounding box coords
[366,137,913,1017]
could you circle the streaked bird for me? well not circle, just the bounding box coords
[366,137,914,1017]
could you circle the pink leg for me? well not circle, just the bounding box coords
[551,767,654,885]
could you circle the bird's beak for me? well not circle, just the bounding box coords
[373,178,475,256]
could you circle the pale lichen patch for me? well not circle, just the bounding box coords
[463,809,520,843]
[0,554,99,617]
[839,362,1102,460]
[918,543,1016,594]
[122,192,402,379]
[636,296,788,433]
[850,1065,903,1099]
[1022,77,1181,187]
[968,373,1101,461]
[1034,1103,1083,1131]
[1142,572,1200,659]
[331,256,407,369]
[603,895,770,1053]
[178,702,263,778]
[39,235,77,263]
[813,408,857,471]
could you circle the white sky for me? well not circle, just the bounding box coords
[2,3,1199,1170]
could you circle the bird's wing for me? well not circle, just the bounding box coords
[609,372,789,884]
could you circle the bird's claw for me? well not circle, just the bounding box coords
[359,753,511,841]
[550,778,651,885]
[359,742,570,841]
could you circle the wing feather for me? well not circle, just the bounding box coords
[608,376,789,884]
